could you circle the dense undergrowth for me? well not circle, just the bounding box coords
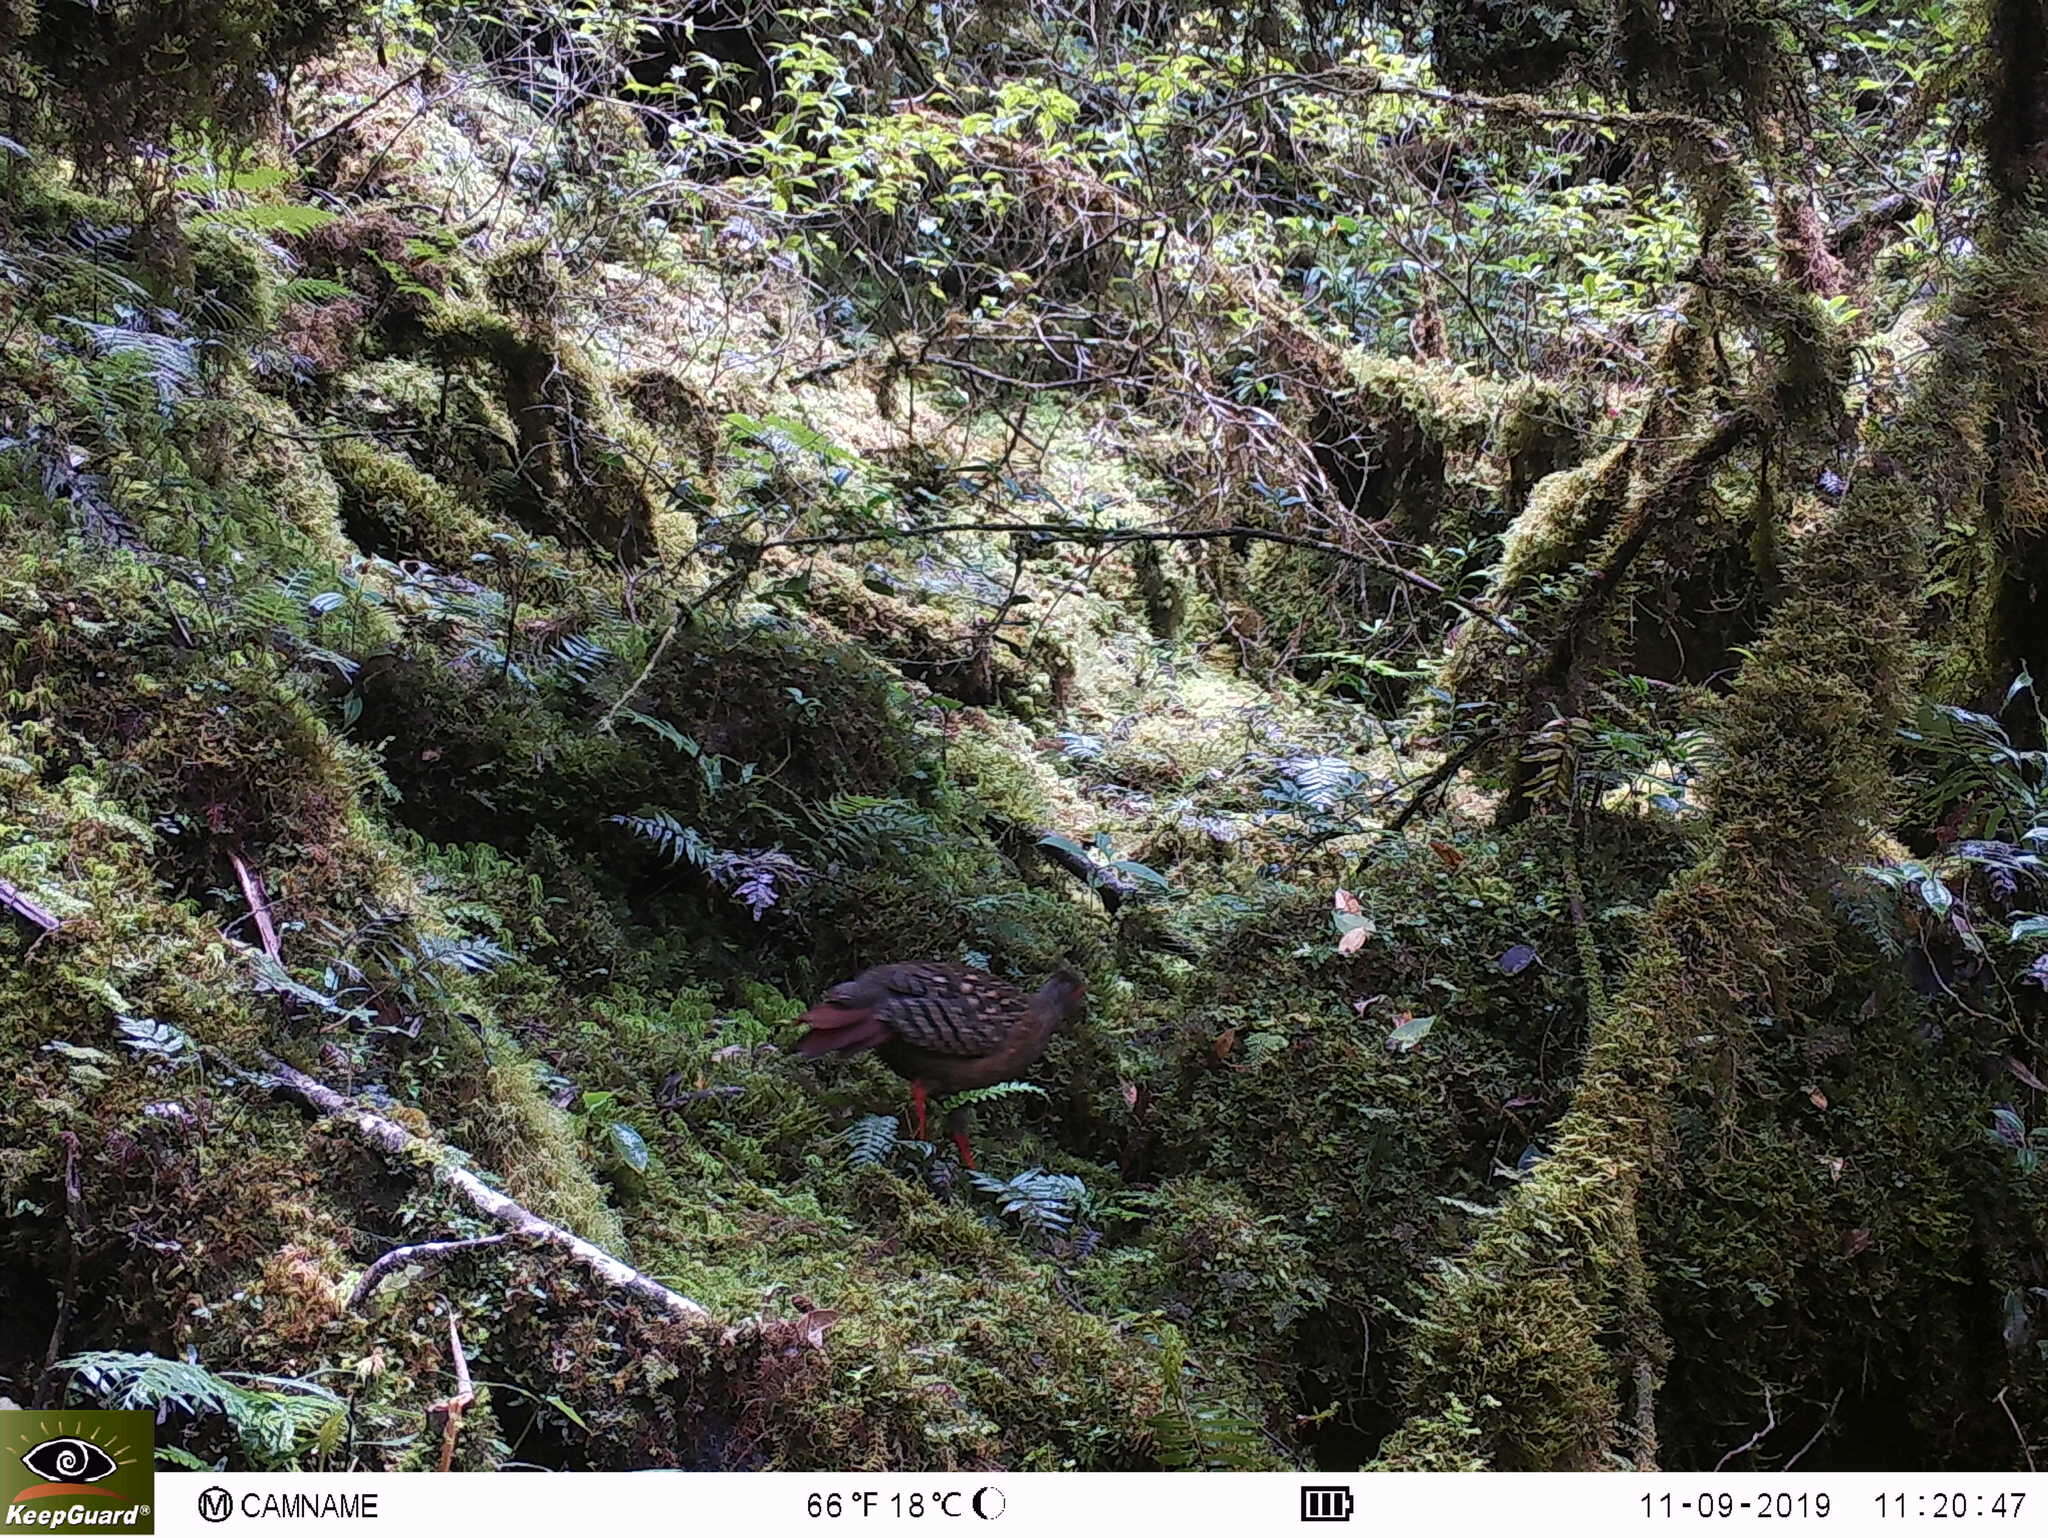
[2,0,2047,1475]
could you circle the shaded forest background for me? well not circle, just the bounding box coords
[3,0,2048,1473]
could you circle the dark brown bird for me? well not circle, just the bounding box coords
[795,962,1086,1167]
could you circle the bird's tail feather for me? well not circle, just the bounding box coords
[795,1002,891,1057]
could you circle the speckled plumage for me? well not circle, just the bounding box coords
[860,963,1032,1058]
[794,961,1087,1164]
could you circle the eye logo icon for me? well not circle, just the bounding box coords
[22,1435,120,1486]
[1,1408,155,1533]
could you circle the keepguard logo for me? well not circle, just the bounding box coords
[0,1411,154,1534]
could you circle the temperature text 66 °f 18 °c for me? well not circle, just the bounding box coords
[806,1490,1007,1520]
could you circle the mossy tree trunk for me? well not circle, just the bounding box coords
[1380,14,2048,1467]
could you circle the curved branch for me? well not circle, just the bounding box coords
[347,1235,513,1311]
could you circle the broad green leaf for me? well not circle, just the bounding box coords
[1385,1015,1436,1052]
[607,1121,651,1173]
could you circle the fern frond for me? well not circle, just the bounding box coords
[546,631,612,681]
[608,810,715,867]
[1146,1397,1274,1471]
[842,1113,902,1168]
[57,1352,346,1467]
[1143,1337,1277,1470]
[619,709,703,757]
[281,276,358,305]
[967,1167,1086,1233]
[414,933,515,974]
[191,204,337,238]
[66,320,205,405]
[939,1080,1047,1114]
[805,795,942,866]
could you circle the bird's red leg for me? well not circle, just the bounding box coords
[950,1129,975,1169]
[910,1081,928,1140]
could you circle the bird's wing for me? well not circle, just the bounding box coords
[872,963,1023,1057]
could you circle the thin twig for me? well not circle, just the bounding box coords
[429,1313,476,1473]
[38,1133,83,1402]
[0,877,62,936]
[291,64,431,157]
[1995,1386,2038,1473]
[1782,1390,1845,1472]
[348,1235,514,1311]
[1715,1386,1778,1471]
[593,605,688,738]
[227,847,282,960]
[1388,735,1498,831]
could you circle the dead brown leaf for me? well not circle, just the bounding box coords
[2007,1056,2048,1093]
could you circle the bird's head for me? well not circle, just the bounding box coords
[1037,967,1088,1027]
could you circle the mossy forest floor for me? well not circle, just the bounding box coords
[4,10,2048,1475]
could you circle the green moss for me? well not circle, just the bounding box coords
[1379,246,1979,1471]
[218,386,354,559]
[322,434,498,563]
[425,296,664,565]
[187,221,283,340]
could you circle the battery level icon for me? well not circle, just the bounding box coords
[1300,1486,1354,1522]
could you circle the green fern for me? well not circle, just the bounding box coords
[249,950,375,1027]
[58,1352,345,1468]
[619,708,702,757]
[177,165,291,196]
[967,1166,1087,1233]
[805,795,943,867]
[1902,701,2048,842]
[841,1113,902,1168]
[280,276,358,305]
[1143,1332,1275,1471]
[546,630,612,681]
[608,810,715,868]
[1833,877,1908,959]
[414,933,515,975]
[190,204,338,237]
[938,1080,1047,1115]
[65,320,204,404]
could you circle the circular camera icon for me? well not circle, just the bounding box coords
[21,1437,117,1484]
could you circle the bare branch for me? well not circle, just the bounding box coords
[348,1235,514,1311]
[256,1055,711,1322]
[1715,1385,1778,1471]
[429,1313,476,1474]
[228,847,282,960]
